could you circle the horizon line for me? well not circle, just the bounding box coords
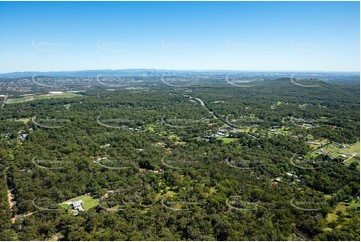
[0,68,360,75]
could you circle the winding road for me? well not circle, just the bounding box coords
[187,95,258,139]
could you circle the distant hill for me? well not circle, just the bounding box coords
[0,69,358,84]
[0,69,160,78]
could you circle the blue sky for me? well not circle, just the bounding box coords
[0,1,359,73]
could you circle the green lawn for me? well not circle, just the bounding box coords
[155,190,176,202]
[145,124,155,132]
[168,134,180,140]
[14,118,30,124]
[61,195,99,211]
[59,204,70,210]
[269,126,291,136]
[307,141,359,165]
[326,199,360,223]
[344,141,360,166]
[217,137,239,144]
[7,93,82,104]
[350,141,360,153]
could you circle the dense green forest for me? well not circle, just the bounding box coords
[0,76,359,240]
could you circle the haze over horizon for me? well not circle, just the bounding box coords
[0,1,359,73]
[1,68,360,76]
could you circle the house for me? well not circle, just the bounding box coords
[49,91,63,95]
[272,177,282,185]
[139,168,163,174]
[138,169,147,174]
[286,172,297,178]
[217,132,225,137]
[70,200,84,211]
[211,134,222,138]
[20,133,28,139]
[94,157,107,163]
[17,130,28,141]
[219,128,228,134]
[1,133,10,139]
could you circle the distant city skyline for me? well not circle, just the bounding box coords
[0,1,359,73]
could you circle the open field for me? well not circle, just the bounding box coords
[155,190,177,202]
[326,199,360,223]
[6,93,82,104]
[0,72,359,240]
[14,118,31,124]
[269,126,291,136]
[307,141,359,165]
[145,124,155,132]
[60,195,99,211]
[217,137,239,144]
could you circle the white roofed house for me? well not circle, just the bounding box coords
[70,200,84,212]
[49,91,63,95]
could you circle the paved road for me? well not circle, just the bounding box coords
[188,95,258,139]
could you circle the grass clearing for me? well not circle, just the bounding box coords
[269,126,291,136]
[14,118,30,124]
[307,141,359,164]
[7,93,82,104]
[217,137,239,144]
[61,195,99,211]
[145,124,155,132]
[59,204,70,210]
[168,134,180,140]
[326,199,360,223]
[344,141,360,166]
[155,190,177,202]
